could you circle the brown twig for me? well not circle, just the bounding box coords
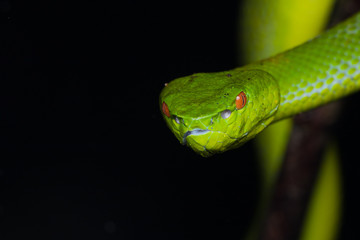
[258,102,340,240]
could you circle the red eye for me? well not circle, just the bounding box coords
[162,102,171,117]
[235,92,247,109]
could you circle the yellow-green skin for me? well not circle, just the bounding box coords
[160,12,360,157]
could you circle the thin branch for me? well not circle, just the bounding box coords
[259,102,340,240]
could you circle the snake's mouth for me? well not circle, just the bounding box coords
[181,128,237,157]
[182,128,210,145]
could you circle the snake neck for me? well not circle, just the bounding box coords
[243,12,360,121]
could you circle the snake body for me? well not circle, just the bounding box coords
[160,12,360,157]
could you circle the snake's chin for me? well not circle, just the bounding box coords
[182,128,246,157]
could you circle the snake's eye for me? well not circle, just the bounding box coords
[236,91,247,109]
[221,109,232,119]
[162,102,171,117]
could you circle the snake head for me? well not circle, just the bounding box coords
[159,69,280,157]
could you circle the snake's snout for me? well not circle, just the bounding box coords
[182,129,210,145]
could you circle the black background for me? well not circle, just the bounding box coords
[1,0,360,239]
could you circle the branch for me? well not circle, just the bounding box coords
[259,102,340,240]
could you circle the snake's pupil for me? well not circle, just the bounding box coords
[236,91,247,109]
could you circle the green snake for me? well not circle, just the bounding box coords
[160,11,360,157]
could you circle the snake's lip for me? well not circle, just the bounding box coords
[182,128,210,145]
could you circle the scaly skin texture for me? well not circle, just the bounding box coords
[160,12,360,157]
[246,12,360,120]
